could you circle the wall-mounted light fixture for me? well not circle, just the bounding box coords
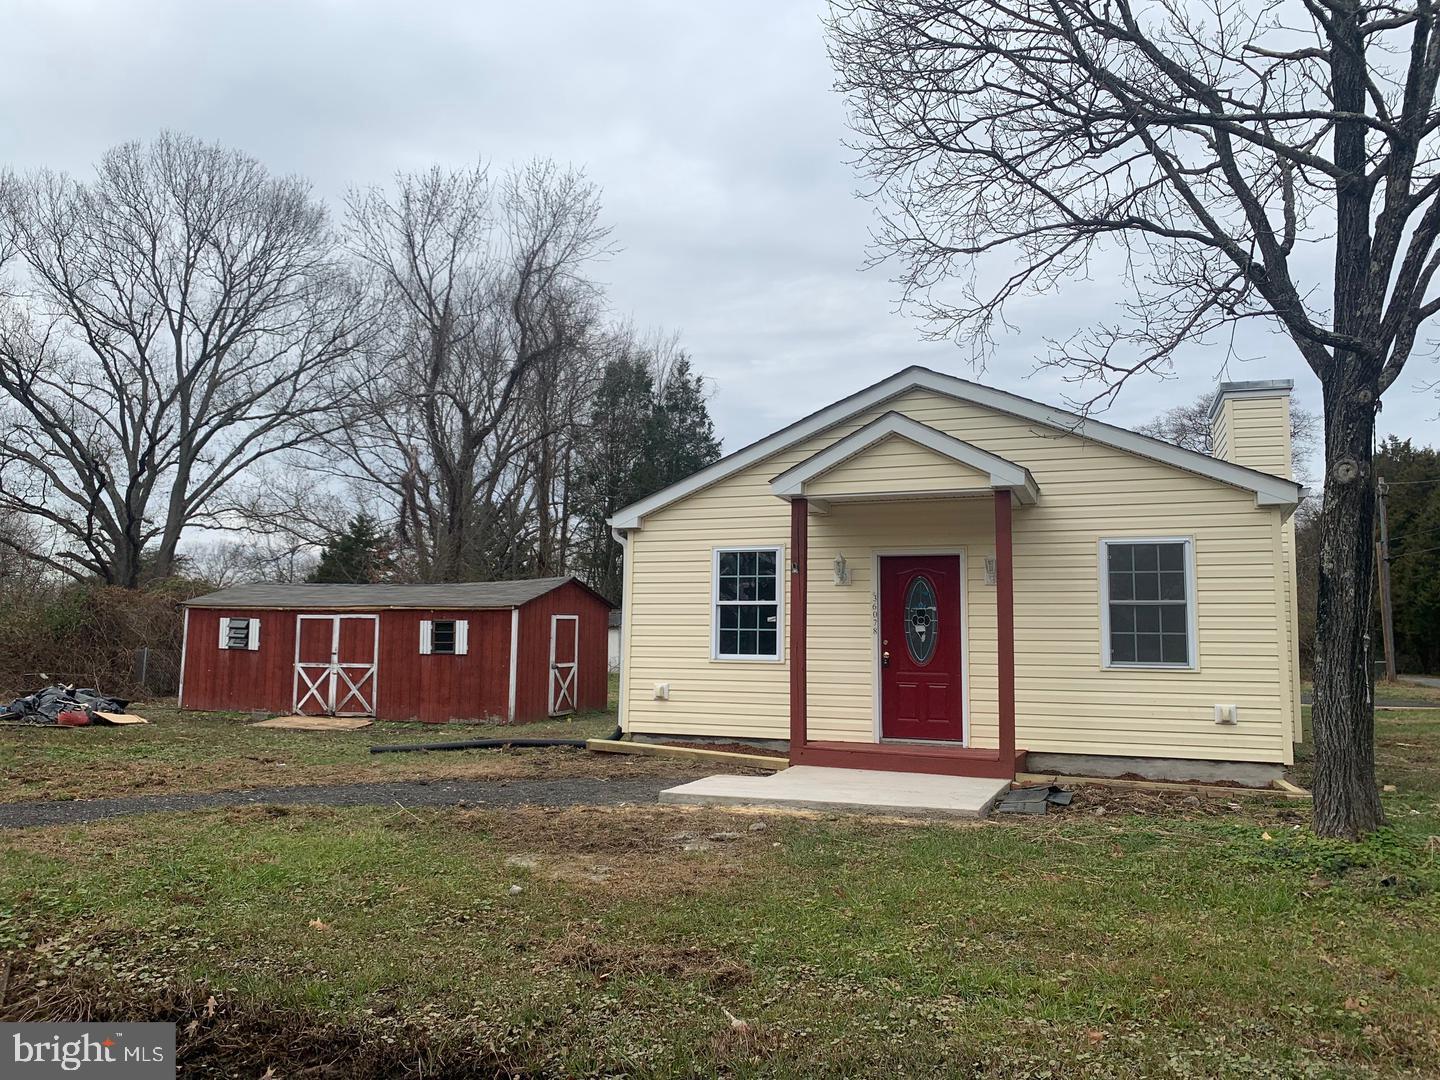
[833,553,851,586]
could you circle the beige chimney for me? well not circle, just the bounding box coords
[1210,380,1302,745]
[1207,379,1294,477]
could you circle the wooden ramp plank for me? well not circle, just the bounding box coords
[250,715,374,731]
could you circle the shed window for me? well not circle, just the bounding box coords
[419,618,469,656]
[219,617,260,651]
[713,547,782,660]
[431,620,457,654]
[1100,539,1195,669]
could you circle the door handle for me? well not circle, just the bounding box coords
[882,650,890,668]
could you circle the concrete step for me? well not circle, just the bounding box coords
[659,765,1010,819]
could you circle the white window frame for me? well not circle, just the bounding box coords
[419,618,468,656]
[711,545,785,662]
[219,616,260,651]
[1098,536,1199,671]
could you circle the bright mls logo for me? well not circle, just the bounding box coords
[4,1023,174,1078]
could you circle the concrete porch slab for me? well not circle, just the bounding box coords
[659,765,1010,819]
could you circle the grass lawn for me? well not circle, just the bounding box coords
[0,675,704,802]
[1,713,1437,1076]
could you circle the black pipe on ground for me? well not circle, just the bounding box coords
[370,725,622,755]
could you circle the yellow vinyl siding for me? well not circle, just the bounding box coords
[1212,399,1234,461]
[803,435,993,498]
[621,387,1295,763]
[1226,396,1292,477]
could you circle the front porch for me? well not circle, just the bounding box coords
[774,413,1034,780]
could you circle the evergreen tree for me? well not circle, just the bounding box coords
[572,356,657,600]
[573,348,722,600]
[308,514,395,584]
[1374,437,1440,674]
[643,356,722,494]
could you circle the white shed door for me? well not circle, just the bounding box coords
[293,614,379,716]
[549,614,579,716]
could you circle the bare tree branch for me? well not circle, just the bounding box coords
[331,161,612,581]
[0,132,367,585]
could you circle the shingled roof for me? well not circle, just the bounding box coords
[183,576,601,611]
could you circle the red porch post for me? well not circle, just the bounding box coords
[994,489,1017,774]
[789,497,808,758]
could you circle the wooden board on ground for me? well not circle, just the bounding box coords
[1015,771,1311,800]
[94,711,150,725]
[586,738,788,771]
[250,715,374,732]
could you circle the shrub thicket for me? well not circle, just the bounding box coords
[0,579,209,700]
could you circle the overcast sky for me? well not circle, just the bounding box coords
[3,0,1436,480]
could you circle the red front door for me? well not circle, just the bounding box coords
[880,555,964,742]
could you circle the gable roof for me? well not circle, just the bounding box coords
[609,366,1302,529]
[184,576,611,611]
[770,411,1039,504]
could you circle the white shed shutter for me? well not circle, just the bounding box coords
[218,618,231,650]
[454,620,469,656]
[419,620,433,655]
[247,619,261,651]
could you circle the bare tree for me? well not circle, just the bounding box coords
[0,133,363,587]
[1139,394,1323,484]
[334,161,610,582]
[182,538,320,587]
[0,516,48,593]
[828,0,1440,837]
[207,462,371,578]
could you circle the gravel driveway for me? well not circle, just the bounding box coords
[0,775,691,828]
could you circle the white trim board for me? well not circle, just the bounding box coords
[177,608,190,707]
[507,607,520,722]
[710,545,786,663]
[771,411,1039,505]
[1097,536,1200,672]
[608,366,1302,529]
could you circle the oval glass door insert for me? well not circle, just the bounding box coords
[904,575,939,665]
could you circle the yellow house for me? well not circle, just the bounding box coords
[609,368,1303,783]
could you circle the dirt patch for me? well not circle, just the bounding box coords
[3,971,516,1079]
[460,804,777,857]
[458,805,782,897]
[1107,771,1262,789]
[0,931,758,1078]
[1039,783,1311,824]
[540,934,751,989]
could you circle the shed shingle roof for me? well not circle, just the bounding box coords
[184,577,590,611]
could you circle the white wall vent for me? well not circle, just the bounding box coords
[1214,704,1238,725]
[653,682,671,701]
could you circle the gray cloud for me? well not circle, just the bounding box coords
[3,0,1435,477]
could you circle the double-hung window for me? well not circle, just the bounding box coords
[1100,538,1196,668]
[713,547,782,660]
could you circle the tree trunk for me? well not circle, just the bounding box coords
[1310,370,1386,839]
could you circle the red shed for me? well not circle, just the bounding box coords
[178,577,611,723]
